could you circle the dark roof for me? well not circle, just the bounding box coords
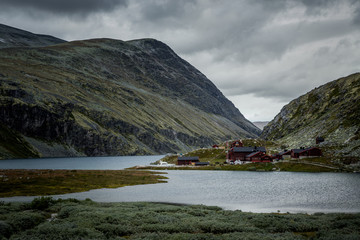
[178,156,199,161]
[246,151,262,158]
[232,147,266,153]
[232,147,255,153]
[316,137,324,140]
[299,147,321,153]
[195,162,210,166]
[256,147,266,152]
[292,149,303,154]
[279,150,291,155]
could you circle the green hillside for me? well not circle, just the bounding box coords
[262,73,360,159]
[0,25,260,158]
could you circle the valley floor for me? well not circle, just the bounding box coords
[1,198,359,239]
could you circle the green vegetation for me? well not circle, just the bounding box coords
[0,124,40,159]
[1,198,359,239]
[261,73,360,161]
[0,169,167,197]
[161,148,226,165]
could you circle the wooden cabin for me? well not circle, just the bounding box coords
[246,151,272,162]
[290,147,322,159]
[276,150,291,160]
[230,140,244,148]
[177,156,199,165]
[227,146,266,162]
[299,147,322,159]
[291,149,303,158]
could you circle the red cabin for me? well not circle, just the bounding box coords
[230,140,244,148]
[177,156,199,165]
[246,151,272,162]
[227,146,266,162]
[299,147,322,158]
[290,147,322,159]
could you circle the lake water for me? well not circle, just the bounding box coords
[1,156,360,213]
[0,155,162,170]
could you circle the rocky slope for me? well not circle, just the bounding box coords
[252,121,269,130]
[0,24,66,49]
[0,24,260,159]
[261,73,360,158]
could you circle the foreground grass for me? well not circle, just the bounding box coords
[0,198,359,239]
[0,169,167,197]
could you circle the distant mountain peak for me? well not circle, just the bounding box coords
[0,23,66,49]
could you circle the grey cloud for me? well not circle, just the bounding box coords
[0,0,359,121]
[0,0,128,16]
[138,0,196,23]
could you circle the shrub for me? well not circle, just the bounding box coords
[0,220,13,238]
[30,197,56,210]
[10,221,104,240]
[8,211,45,232]
[95,223,134,238]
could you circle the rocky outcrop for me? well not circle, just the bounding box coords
[261,73,360,157]
[0,24,259,159]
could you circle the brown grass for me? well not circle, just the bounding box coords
[0,169,167,197]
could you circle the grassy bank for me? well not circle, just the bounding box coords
[140,161,337,172]
[0,169,167,197]
[1,198,359,239]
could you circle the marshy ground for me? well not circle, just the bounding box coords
[0,169,167,197]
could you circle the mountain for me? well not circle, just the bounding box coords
[261,73,360,157]
[0,24,260,159]
[0,24,66,49]
[252,121,269,130]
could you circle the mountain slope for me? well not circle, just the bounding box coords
[261,73,360,157]
[0,24,66,49]
[0,27,259,158]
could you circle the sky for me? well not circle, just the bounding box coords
[0,0,359,122]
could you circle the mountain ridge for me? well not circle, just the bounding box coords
[261,73,360,158]
[0,23,66,49]
[0,24,259,159]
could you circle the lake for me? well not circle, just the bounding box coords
[1,156,360,213]
[0,155,162,170]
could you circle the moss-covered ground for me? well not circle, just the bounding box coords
[0,169,167,197]
[1,198,359,239]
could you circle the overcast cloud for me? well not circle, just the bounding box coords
[0,0,359,121]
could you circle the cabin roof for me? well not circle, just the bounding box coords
[292,149,304,154]
[299,147,320,153]
[279,150,291,155]
[232,146,266,153]
[178,156,199,161]
[246,151,262,157]
[195,162,209,165]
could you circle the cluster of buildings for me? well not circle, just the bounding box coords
[174,139,324,166]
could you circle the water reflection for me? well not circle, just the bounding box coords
[2,170,360,213]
